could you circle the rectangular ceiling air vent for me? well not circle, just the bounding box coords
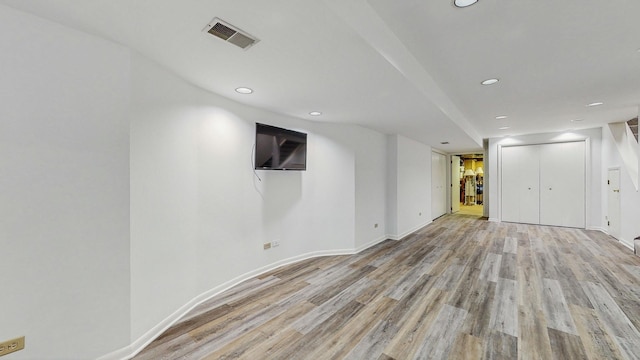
[204,18,259,50]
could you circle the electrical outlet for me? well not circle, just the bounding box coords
[0,336,25,357]
[263,242,271,250]
[272,240,280,247]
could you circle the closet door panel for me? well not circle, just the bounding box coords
[501,145,540,224]
[539,143,564,226]
[539,142,585,227]
[501,146,520,223]
[519,145,541,224]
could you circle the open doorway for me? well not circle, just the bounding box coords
[453,153,484,216]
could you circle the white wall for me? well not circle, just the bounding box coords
[386,135,431,239]
[350,128,388,249]
[607,122,639,190]
[601,125,640,248]
[0,5,413,359]
[386,136,399,235]
[487,128,603,230]
[431,151,447,219]
[129,54,388,346]
[0,6,131,360]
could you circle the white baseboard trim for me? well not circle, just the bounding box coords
[488,217,500,223]
[354,235,389,253]
[387,220,432,241]
[97,344,134,360]
[620,239,634,251]
[589,227,634,252]
[588,226,608,233]
[97,237,390,360]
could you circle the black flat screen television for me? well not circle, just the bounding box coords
[254,123,307,170]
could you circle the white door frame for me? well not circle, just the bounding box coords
[431,151,447,219]
[450,155,461,213]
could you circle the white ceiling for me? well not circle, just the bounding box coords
[2,0,639,153]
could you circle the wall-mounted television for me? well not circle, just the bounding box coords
[254,123,307,170]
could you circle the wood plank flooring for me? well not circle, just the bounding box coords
[134,215,640,359]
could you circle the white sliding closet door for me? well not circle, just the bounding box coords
[501,145,540,224]
[501,141,586,228]
[539,141,585,228]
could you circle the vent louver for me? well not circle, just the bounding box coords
[204,18,259,50]
[628,117,638,143]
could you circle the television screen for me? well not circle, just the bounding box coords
[255,123,307,170]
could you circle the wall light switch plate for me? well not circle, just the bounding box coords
[0,336,25,357]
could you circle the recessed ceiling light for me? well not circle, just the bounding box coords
[571,118,584,122]
[586,102,603,107]
[309,111,322,116]
[481,78,499,85]
[454,0,478,7]
[499,126,510,130]
[235,87,253,94]
[495,115,508,120]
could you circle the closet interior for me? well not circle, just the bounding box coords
[455,154,484,216]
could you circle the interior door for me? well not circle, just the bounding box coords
[431,152,447,219]
[607,168,621,240]
[539,141,585,227]
[501,145,540,224]
[451,155,460,213]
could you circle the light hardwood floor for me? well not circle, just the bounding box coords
[457,204,483,216]
[134,214,640,359]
